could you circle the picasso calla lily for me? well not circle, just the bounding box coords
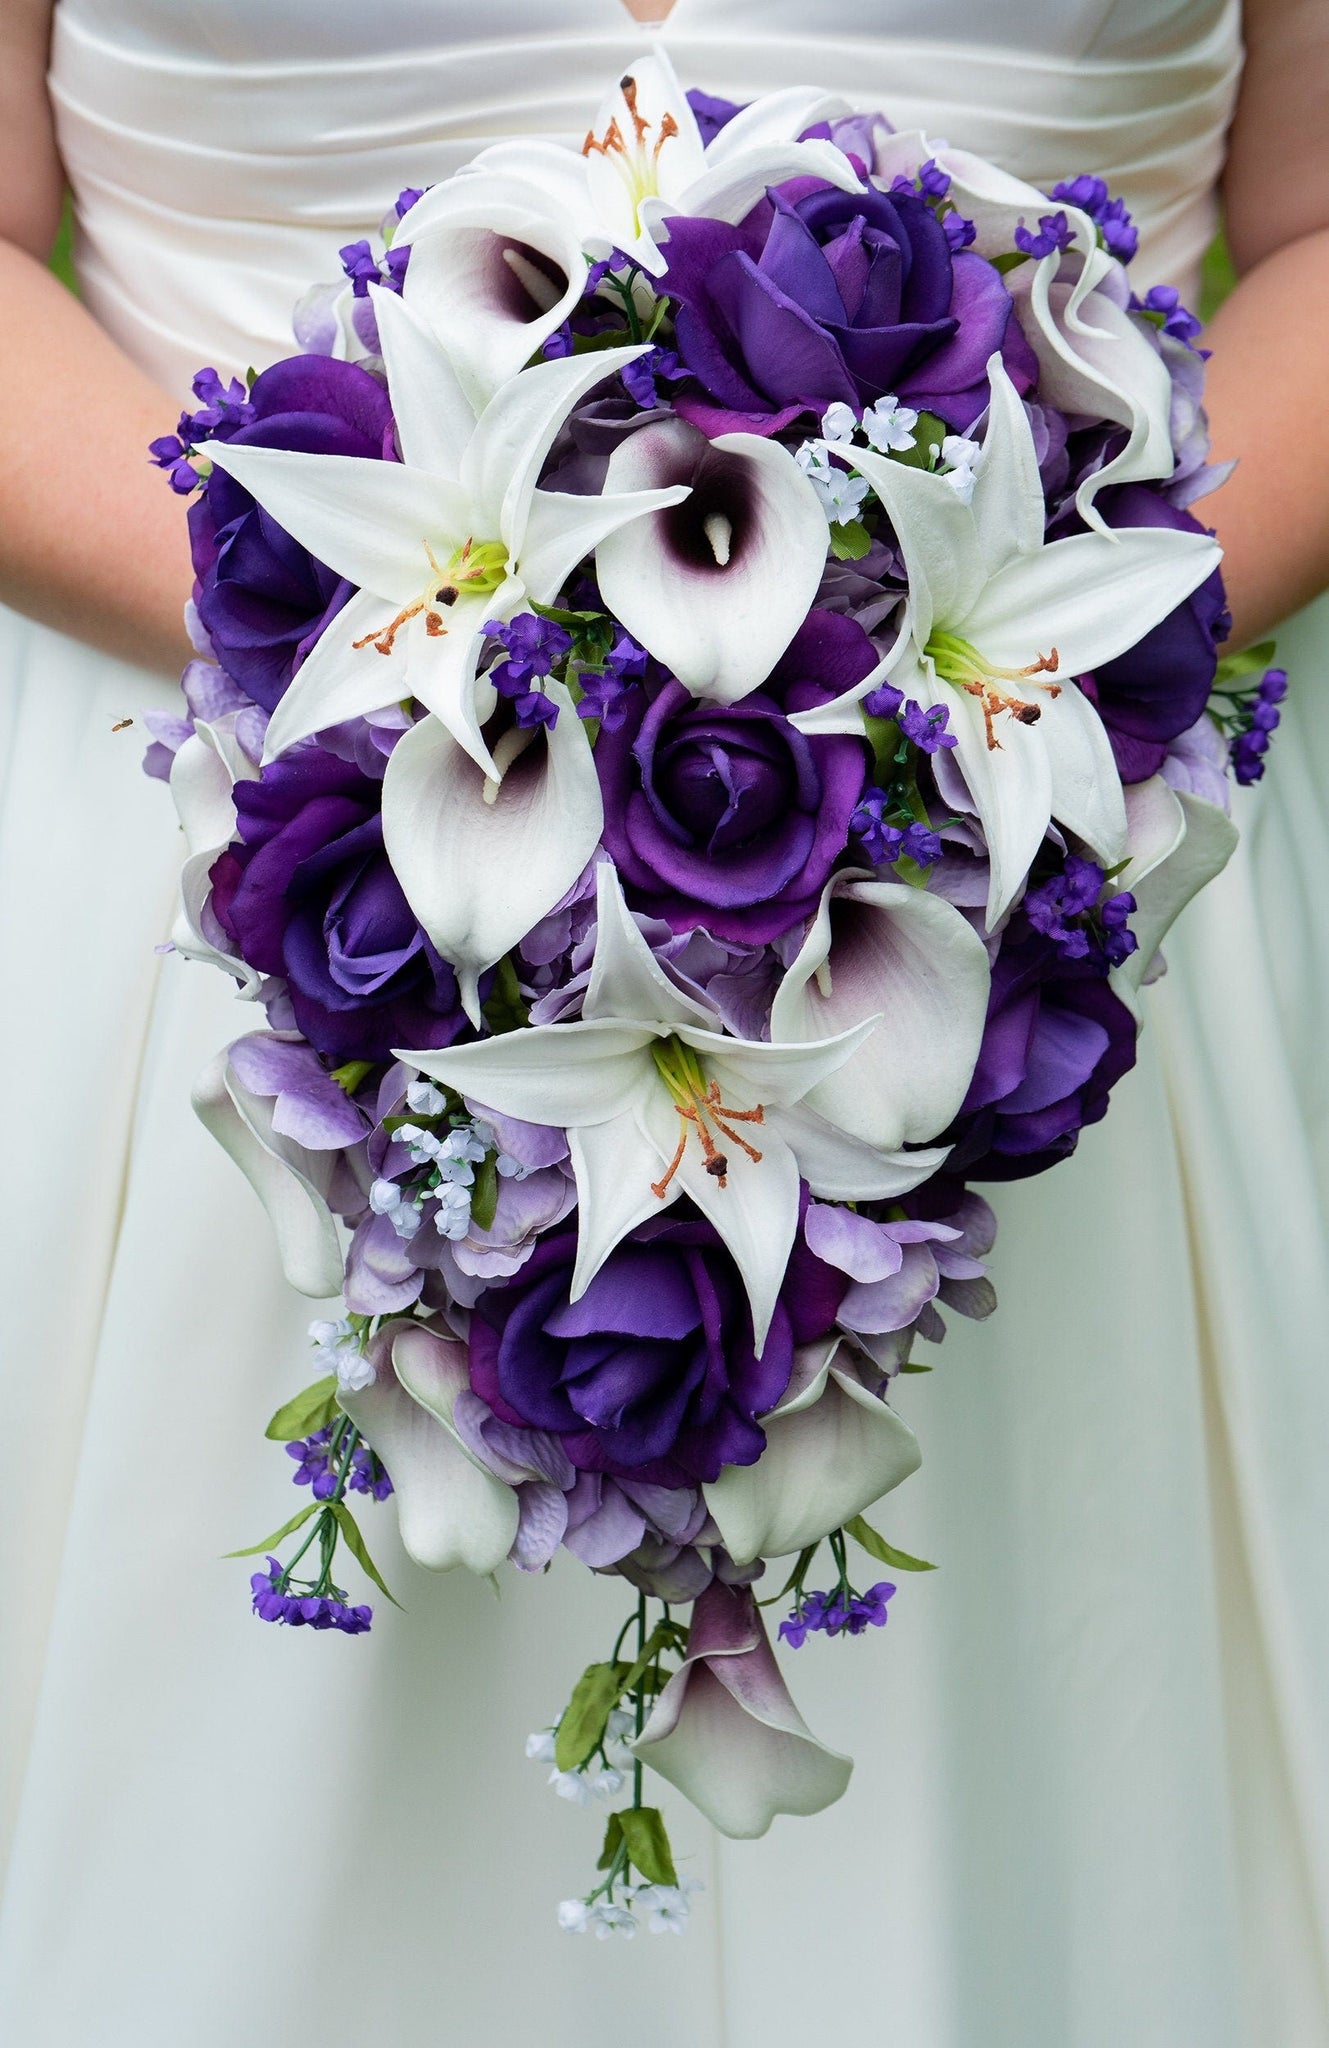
[204,289,690,780]
[792,357,1222,925]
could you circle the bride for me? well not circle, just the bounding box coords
[1,1,1326,2042]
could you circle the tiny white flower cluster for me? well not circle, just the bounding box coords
[371,1087,535,1247]
[308,1316,374,1395]
[797,395,920,528]
[937,432,983,503]
[524,1712,634,1804]
[557,1877,704,1940]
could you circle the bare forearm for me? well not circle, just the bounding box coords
[1201,226,1329,648]
[0,239,193,673]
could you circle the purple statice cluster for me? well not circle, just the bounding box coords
[148,368,254,492]
[1023,856,1138,972]
[779,1581,896,1647]
[1049,174,1138,261]
[1221,663,1288,786]
[250,1559,373,1633]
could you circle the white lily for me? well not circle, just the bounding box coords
[203,289,689,779]
[396,865,877,1351]
[871,131,1176,524]
[594,416,831,701]
[791,357,1222,926]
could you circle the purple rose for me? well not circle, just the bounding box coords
[943,933,1138,1180]
[210,748,469,1063]
[661,176,1034,437]
[190,357,396,711]
[467,1212,844,1487]
[1076,485,1228,783]
[595,610,871,943]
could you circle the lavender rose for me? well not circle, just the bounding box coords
[594,610,871,943]
[467,1212,845,1487]
[189,357,395,711]
[210,748,469,1063]
[661,175,1034,438]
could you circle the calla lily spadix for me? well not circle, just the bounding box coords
[791,356,1222,927]
[381,677,605,1027]
[399,51,861,315]
[397,865,880,1353]
[203,290,690,781]
[595,416,831,701]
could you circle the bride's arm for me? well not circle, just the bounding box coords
[1202,0,1329,646]
[0,0,192,672]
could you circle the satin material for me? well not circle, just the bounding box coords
[5,3,1329,2044]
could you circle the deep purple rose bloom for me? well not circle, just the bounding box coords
[190,358,395,712]
[468,1212,843,1486]
[943,932,1138,1179]
[210,748,469,1062]
[1076,485,1228,782]
[595,610,871,943]
[661,176,1034,437]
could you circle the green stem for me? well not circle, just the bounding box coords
[632,1593,647,1810]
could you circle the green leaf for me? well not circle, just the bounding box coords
[990,250,1029,275]
[845,1514,937,1572]
[898,1361,933,1373]
[829,518,872,562]
[597,1811,625,1873]
[330,1059,375,1095]
[555,1661,627,1773]
[618,1807,678,1887]
[331,1502,404,1608]
[1214,639,1278,688]
[889,410,949,472]
[470,1152,499,1232]
[480,954,530,1037]
[264,1375,339,1443]
[224,1500,320,1559]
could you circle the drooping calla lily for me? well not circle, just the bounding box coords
[769,869,991,1182]
[791,357,1222,926]
[399,52,861,314]
[594,417,831,702]
[167,716,261,992]
[631,1579,853,1837]
[204,290,690,778]
[381,677,604,1025]
[396,863,878,1352]
[339,1323,520,1574]
[871,131,1175,523]
[1113,782,1238,1002]
[703,1337,921,1565]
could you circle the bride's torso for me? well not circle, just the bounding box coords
[50,0,1240,392]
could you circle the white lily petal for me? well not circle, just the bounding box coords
[918,673,1055,928]
[704,1344,922,1563]
[1035,678,1129,865]
[770,1102,951,1201]
[682,1018,881,1112]
[1121,774,1187,888]
[203,441,470,605]
[845,445,984,649]
[391,591,499,779]
[580,51,707,260]
[191,1049,344,1298]
[653,137,861,240]
[771,875,991,1146]
[584,863,717,1031]
[381,684,604,1025]
[340,1326,519,1574]
[260,590,422,763]
[596,421,829,701]
[370,285,476,479]
[702,88,852,159]
[518,481,692,605]
[970,351,1045,569]
[785,629,918,739]
[398,1020,659,1129]
[969,526,1223,676]
[567,1107,682,1302]
[1116,789,1238,994]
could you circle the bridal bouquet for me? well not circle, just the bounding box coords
[146,55,1282,1933]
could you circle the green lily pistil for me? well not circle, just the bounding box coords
[923,628,1062,751]
[354,537,511,657]
[649,1036,765,1197]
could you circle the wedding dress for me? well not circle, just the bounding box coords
[2,2,1326,2043]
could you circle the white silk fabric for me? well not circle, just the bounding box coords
[4,2,1329,2044]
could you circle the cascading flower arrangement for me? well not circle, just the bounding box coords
[145,54,1284,1936]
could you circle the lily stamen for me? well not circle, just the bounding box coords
[353,537,510,659]
[926,631,1064,750]
[650,1040,765,1198]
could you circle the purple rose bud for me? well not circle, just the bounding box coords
[863,681,905,721]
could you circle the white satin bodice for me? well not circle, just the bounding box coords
[50,0,1240,398]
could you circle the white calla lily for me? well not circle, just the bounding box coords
[1114,787,1238,998]
[397,865,877,1350]
[203,296,689,779]
[770,870,991,1159]
[792,357,1222,926]
[168,719,262,992]
[381,678,603,1024]
[400,52,859,320]
[594,417,831,701]
[191,1047,344,1298]
[704,1338,921,1564]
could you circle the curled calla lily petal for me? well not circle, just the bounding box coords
[632,1580,853,1838]
[168,722,262,991]
[1114,788,1238,997]
[339,1325,520,1574]
[595,419,829,702]
[704,1340,921,1564]
[380,680,604,1025]
[770,872,991,1151]
[191,1047,344,1298]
